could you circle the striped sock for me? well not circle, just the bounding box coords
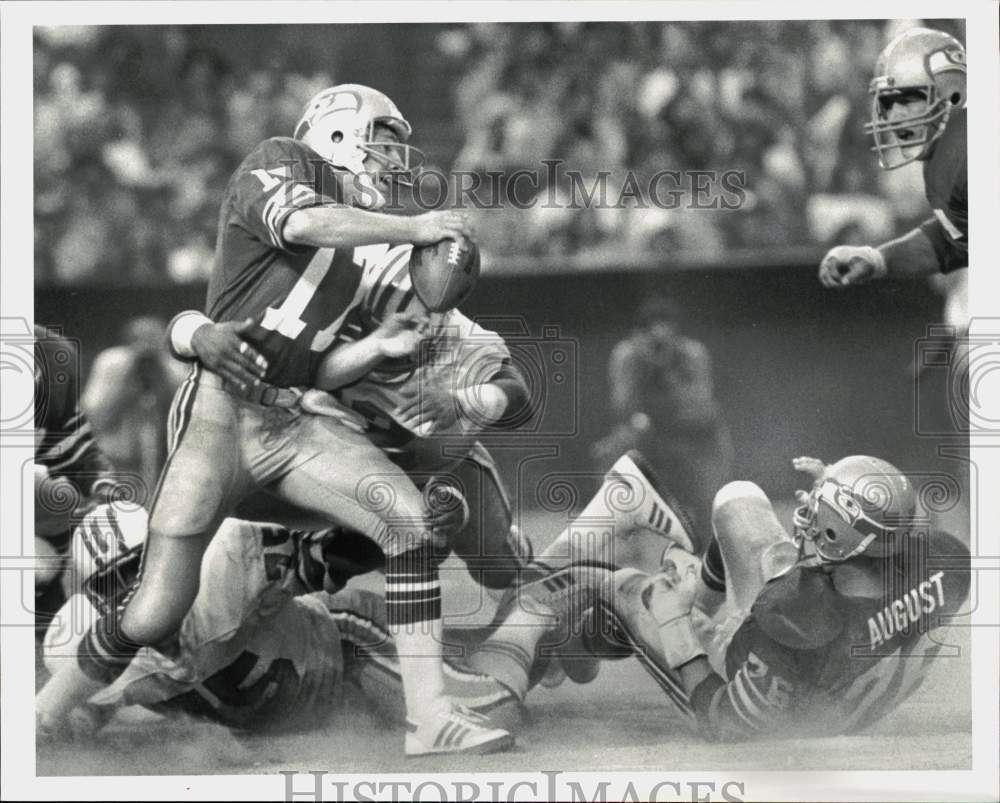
[385,545,442,628]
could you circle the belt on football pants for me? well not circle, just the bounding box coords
[203,371,303,408]
[252,384,303,408]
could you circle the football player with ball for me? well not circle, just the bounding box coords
[36,83,516,757]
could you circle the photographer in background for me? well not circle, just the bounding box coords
[592,297,733,546]
[80,316,187,504]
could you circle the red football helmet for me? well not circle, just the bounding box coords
[793,455,917,562]
[866,27,967,169]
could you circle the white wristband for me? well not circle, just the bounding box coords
[169,310,212,359]
[859,246,888,280]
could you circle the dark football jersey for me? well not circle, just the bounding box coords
[206,137,381,388]
[919,107,967,272]
[34,326,112,496]
[690,529,970,740]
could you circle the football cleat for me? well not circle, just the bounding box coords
[513,567,613,691]
[405,703,514,757]
[605,450,697,553]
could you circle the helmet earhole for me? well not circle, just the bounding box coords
[825,529,838,541]
[950,92,961,104]
[331,131,343,144]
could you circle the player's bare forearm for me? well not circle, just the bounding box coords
[284,207,473,249]
[876,227,942,279]
[820,228,941,287]
[316,312,427,390]
[455,383,510,428]
[168,313,268,392]
[314,337,389,390]
[284,206,418,249]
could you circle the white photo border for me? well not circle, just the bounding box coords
[2,1,998,800]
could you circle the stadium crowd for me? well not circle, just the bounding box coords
[34,20,961,285]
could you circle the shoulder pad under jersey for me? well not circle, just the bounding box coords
[752,565,843,650]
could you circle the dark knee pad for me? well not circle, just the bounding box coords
[701,536,727,592]
[77,613,144,684]
[320,528,386,591]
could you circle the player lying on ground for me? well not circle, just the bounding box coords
[36,84,516,756]
[41,449,694,742]
[463,450,699,700]
[818,28,967,286]
[475,454,971,739]
[41,502,520,743]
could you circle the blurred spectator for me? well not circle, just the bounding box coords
[591,297,734,544]
[80,316,188,503]
[34,19,964,281]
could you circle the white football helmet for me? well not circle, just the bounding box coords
[866,27,966,169]
[294,84,423,208]
[793,455,917,562]
[67,502,148,598]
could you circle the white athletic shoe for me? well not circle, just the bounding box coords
[405,704,514,757]
[604,450,697,552]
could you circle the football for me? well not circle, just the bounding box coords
[408,237,481,312]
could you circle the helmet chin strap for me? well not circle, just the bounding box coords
[353,172,387,210]
[332,153,388,210]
